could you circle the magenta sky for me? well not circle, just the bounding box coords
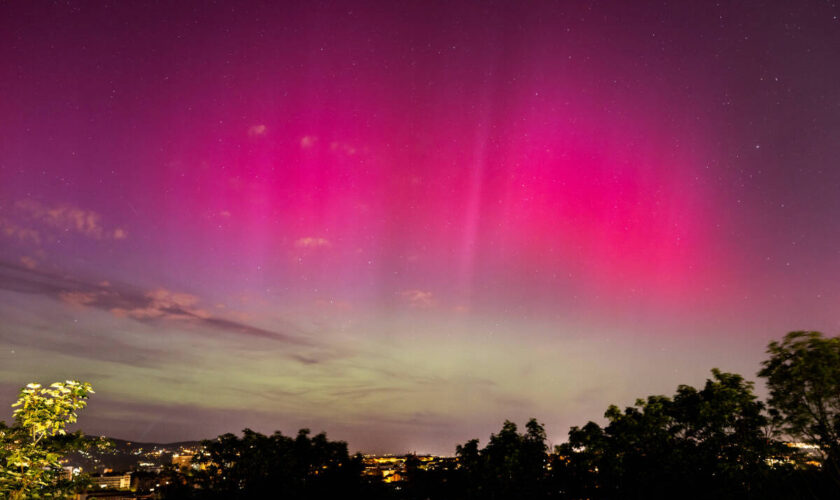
[2,1,840,454]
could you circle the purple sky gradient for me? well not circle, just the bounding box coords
[2,1,840,454]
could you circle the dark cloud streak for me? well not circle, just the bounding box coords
[0,261,313,347]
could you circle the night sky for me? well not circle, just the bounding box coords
[2,1,840,454]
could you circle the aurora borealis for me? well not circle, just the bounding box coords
[2,1,840,454]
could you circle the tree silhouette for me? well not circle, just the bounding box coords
[168,428,372,500]
[454,418,548,499]
[553,370,785,499]
[148,332,840,499]
[759,331,840,487]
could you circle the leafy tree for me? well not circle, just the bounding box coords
[553,370,782,499]
[550,421,606,499]
[402,453,457,500]
[170,427,373,500]
[0,381,94,500]
[454,438,482,498]
[454,419,548,500]
[759,331,840,485]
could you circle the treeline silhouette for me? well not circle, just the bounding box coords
[159,331,840,499]
[158,428,377,499]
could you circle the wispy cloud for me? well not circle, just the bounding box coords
[58,290,98,307]
[19,256,37,270]
[17,200,105,238]
[329,141,357,156]
[0,217,41,244]
[398,289,436,309]
[111,288,209,321]
[12,200,126,241]
[295,236,331,248]
[248,124,267,137]
[0,261,311,346]
[300,135,317,149]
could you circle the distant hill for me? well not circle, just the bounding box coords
[99,436,203,450]
[65,436,204,473]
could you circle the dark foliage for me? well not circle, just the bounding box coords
[551,369,796,499]
[156,332,840,499]
[760,331,840,488]
[159,428,382,500]
[448,418,549,500]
